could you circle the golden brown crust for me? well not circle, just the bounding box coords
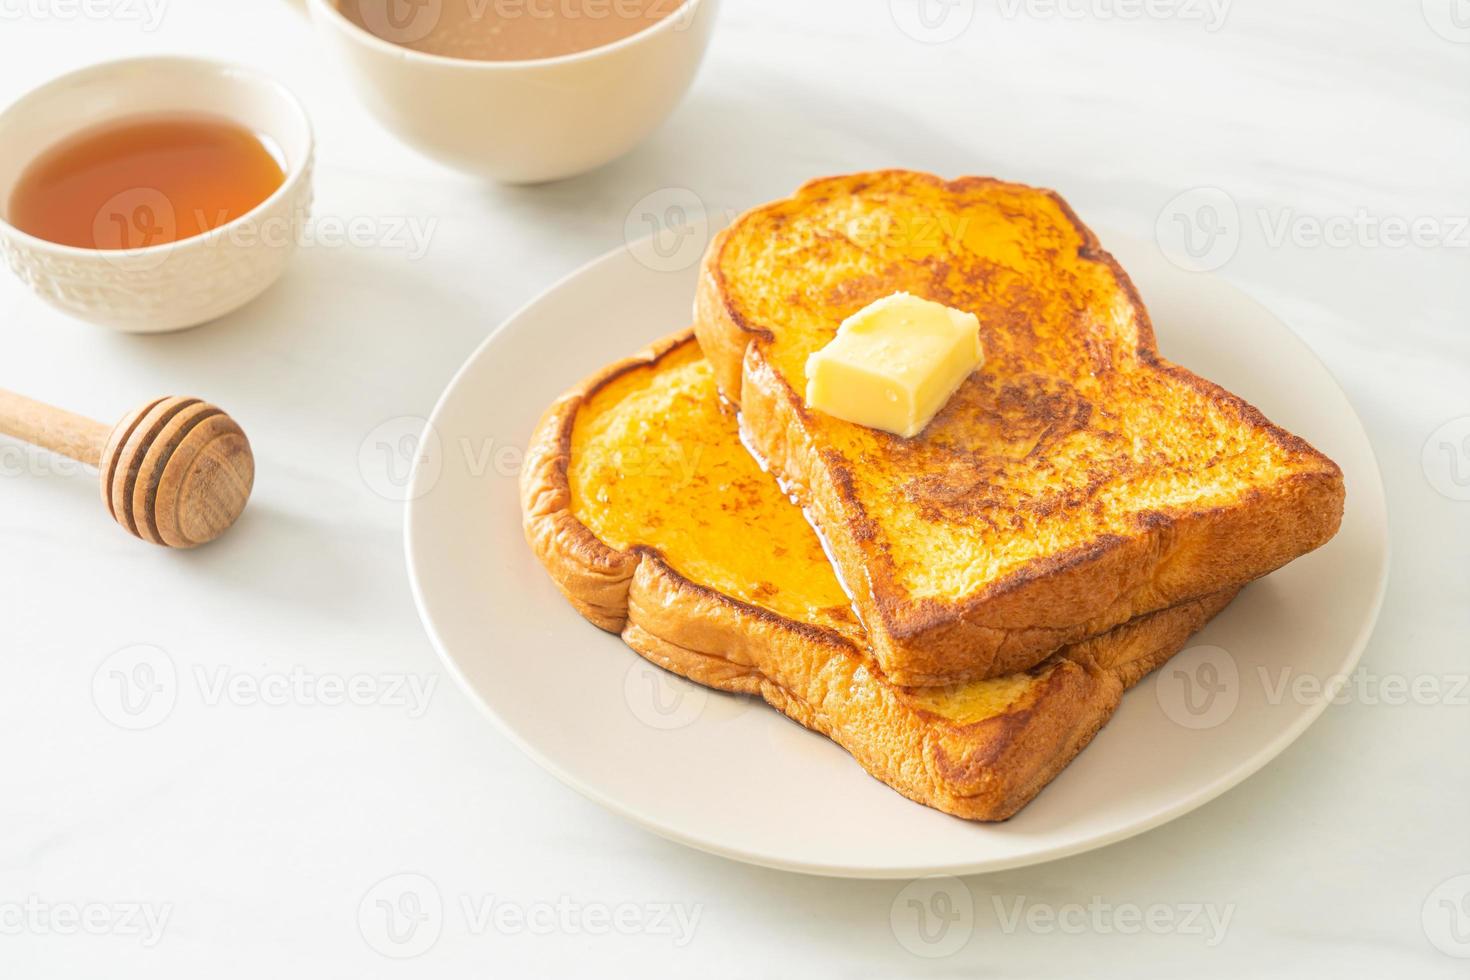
[520,333,1238,821]
[521,335,690,632]
[695,170,1345,687]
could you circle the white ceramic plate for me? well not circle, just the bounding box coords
[405,228,1387,878]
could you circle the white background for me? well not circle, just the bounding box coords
[2,0,1467,975]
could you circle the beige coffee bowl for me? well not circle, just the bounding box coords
[295,0,718,183]
[0,57,314,334]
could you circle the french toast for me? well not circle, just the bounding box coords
[521,332,1238,821]
[695,170,1344,687]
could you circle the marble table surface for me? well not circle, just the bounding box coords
[2,1,1466,976]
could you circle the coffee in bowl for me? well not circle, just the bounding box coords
[336,0,683,61]
[296,0,717,181]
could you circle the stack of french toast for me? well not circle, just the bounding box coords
[521,171,1345,821]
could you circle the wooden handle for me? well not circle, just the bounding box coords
[0,388,110,465]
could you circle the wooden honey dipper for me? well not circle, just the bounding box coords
[0,390,254,548]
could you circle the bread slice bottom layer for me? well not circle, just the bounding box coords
[521,332,1237,821]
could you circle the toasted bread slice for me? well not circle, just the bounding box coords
[695,170,1343,686]
[522,332,1237,821]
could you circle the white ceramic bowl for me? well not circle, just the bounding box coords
[0,57,314,334]
[299,0,718,183]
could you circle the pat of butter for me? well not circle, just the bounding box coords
[804,293,983,438]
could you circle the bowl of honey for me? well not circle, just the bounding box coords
[0,57,314,333]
